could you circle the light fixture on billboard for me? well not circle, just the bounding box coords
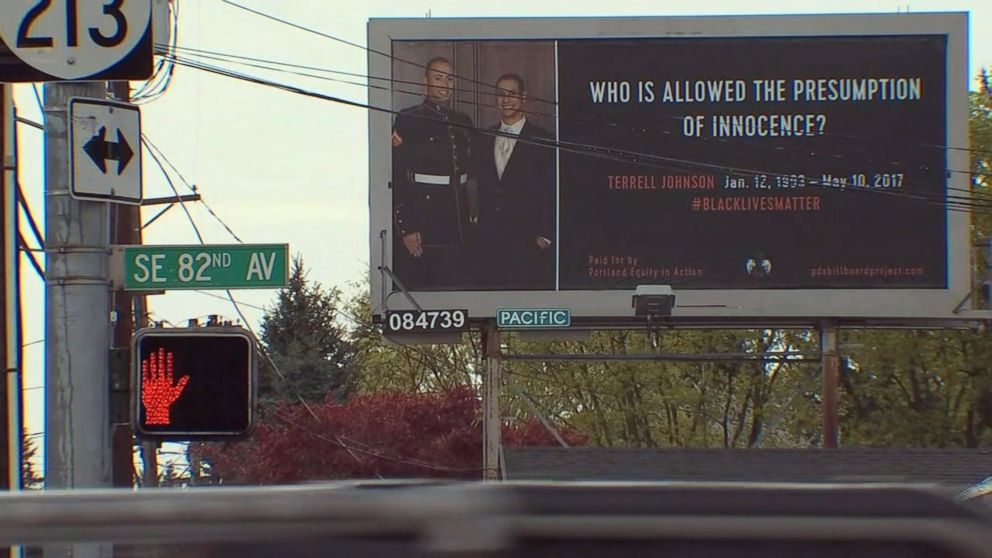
[632,285,675,317]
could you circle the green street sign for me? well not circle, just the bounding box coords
[120,244,288,290]
[497,308,571,329]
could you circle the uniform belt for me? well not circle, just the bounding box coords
[413,173,468,185]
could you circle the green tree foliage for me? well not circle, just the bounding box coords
[839,330,992,447]
[971,70,992,237]
[259,256,354,403]
[346,287,480,393]
[971,71,992,307]
[830,72,992,448]
[344,289,824,449]
[500,328,823,449]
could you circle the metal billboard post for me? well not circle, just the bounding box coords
[820,322,840,448]
[482,323,503,481]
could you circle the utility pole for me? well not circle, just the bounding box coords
[2,83,22,558]
[109,81,138,489]
[45,81,112,491]
[482,324,502,480]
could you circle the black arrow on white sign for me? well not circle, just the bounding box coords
[83,126,134,176]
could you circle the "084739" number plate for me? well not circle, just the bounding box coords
[384,310,468,333]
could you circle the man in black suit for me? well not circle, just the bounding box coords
[474,73,555,289]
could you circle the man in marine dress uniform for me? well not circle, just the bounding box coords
[474,73,555,289]
[391,56,475,290]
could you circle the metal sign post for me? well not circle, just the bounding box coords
[45,81,113,493]
[482,324,503,481]
[820,322,840,448]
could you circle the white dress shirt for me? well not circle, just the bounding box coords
[494,116,526,179]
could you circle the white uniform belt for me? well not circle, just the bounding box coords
[413,173,468,185]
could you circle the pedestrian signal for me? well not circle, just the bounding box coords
[132,327,256,439]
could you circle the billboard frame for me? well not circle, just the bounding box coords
[368,13,980,327]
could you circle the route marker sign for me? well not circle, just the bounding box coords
[497,308,572,329]
[0,0,153,82]
[69,97,141,204]
[117,244,289,291]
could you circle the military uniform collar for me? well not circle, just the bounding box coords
[422,99,450,114]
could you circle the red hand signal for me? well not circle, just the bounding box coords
[141,348,190,425]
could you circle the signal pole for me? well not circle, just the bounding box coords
[109,81,138,489]
[45,81,112,490]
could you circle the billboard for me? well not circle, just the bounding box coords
[368,13,972,324]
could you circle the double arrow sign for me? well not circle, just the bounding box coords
[83,126,135,176]
[69,97,142,205]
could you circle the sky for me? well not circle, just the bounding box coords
[10,0,992,475]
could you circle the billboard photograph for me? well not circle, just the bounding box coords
[389,41,556,292]
[369,14,970,323]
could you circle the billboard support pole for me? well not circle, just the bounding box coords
[482,323,502,481]
[820,322,840,448]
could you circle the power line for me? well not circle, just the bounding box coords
[16,181,46,250]
[157,42,992,186]
[137,133,477,476]
[141,133,204,243]
[215,0,992,160]
[141,135,244,243]
[132,0,180,104]
[216,0,538,106]
[164,53,992,214]
[158,43,556,118]
[17,232,44,280]
[154,51,987,212]
[194,290,268,311]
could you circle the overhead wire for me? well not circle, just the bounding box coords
[15,182,45,251]
[140,134,481,477]
[216,0,540,106]
[140,134,387,476]
[141,135,244,242]
[157,41,992,188]
[156,8,962,446]
[149,41,991,207]
[132,0,180,104]
[158,43,555,118]
[17,232,44,281]
[162,52,992,214]
[216,0,992,159]
[141,133,204,243]
[194,290,268,311]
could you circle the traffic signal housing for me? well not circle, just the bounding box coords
[132,327,256,440]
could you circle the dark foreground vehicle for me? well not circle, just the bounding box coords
[2,482,992,557]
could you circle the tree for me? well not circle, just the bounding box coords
[22,431,43,489]
[346,286,480,394]
[832,71,992,448]
[194,386,586,484]
[259,256,354,403]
